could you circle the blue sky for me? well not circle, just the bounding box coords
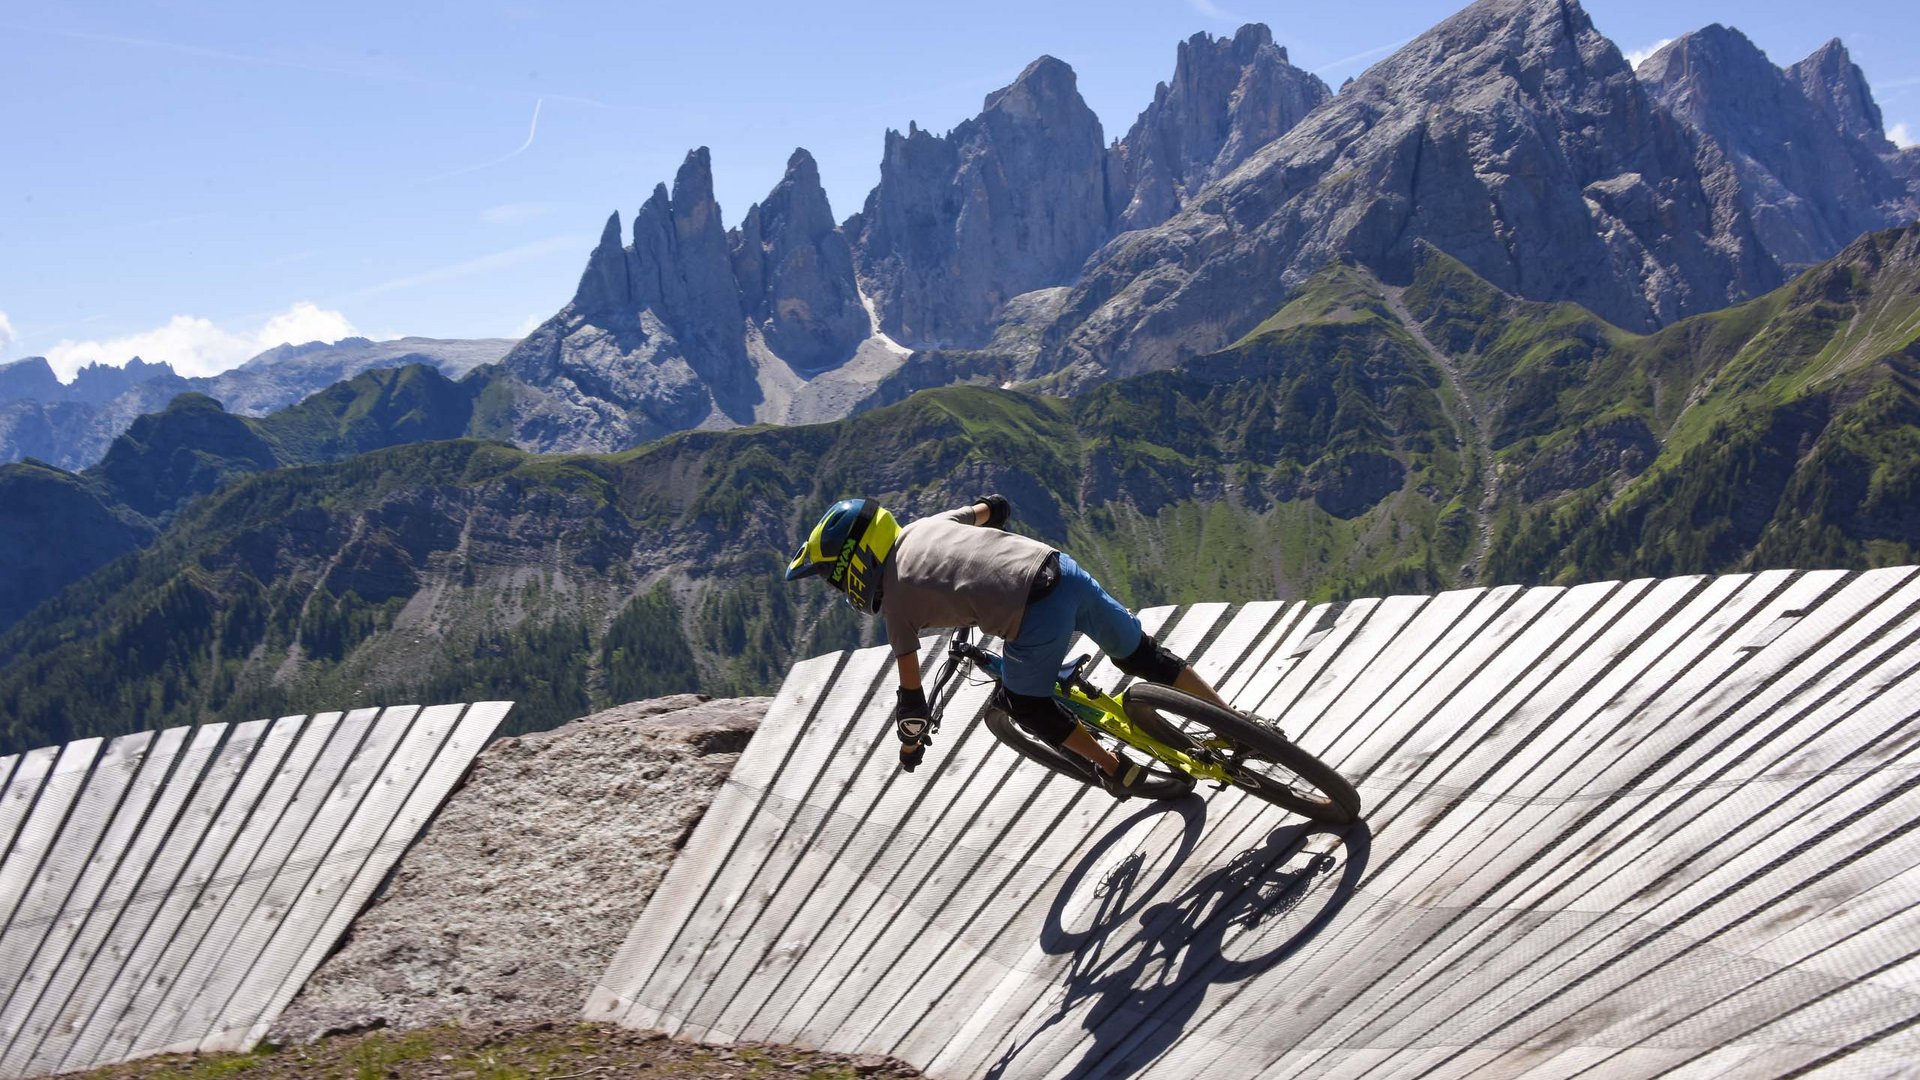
[2,0,1915,379]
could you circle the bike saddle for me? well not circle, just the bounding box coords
[1056,653,1094,688]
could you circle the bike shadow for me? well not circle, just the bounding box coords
[988,801,1372,1080]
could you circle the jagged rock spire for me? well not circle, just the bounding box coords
[850,54,1110,348]
[730,149,869,370]
[1107,23,1331,231]
[1788,39,1897,154]
[1641,26,1905,269]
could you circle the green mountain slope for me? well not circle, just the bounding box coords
[0,364,489,635]
[3,225,1917,753]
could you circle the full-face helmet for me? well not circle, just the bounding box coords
[783,498,900,612]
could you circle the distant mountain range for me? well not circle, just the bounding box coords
[0,336,511,469]
[475,0,1917,452]
[4,221,1915,753]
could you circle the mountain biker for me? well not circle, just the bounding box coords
[784,495,1234,796]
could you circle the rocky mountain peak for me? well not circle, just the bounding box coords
[730,147,869,370]
[1641,24,1905,270]
[1107,21,1330,231]
[1788,38,1897,155]
[1039,0,1780,381]
[573,209,630,311]
[0,357,61,405]
[69,357,185,407]
[852,55,1108,348]
[983,55,1082,116]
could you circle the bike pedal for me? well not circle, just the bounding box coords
[1209,781,1231,791]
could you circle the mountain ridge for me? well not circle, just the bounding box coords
[481,0,1917,454]
[5,223,1916,753]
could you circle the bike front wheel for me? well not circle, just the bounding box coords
[983,702,1195,801]
[1123,684,1361,823]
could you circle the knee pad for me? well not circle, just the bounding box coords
[1114,632,1185,685]
[1000,689,1077,747]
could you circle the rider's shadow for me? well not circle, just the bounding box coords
[990,804,1372,1080]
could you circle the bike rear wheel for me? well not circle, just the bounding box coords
[1123,684,1361,823]
[984,702,1194,801]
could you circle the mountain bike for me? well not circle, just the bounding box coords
[925,629,1362,823]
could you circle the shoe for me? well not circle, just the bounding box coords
[1097,754,1149,799]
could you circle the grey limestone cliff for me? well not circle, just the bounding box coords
[849,56,1110,349]
[1035,0,1778,383]
[504,147,879,452]
[1788,39,1898,154]
[1106,24,1331,233]
[731,149,870,371]
[1640,28,1912,270]
[0,357,62,405]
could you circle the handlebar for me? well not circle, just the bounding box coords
[927,628,994,722]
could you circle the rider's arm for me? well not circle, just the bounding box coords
[935,495,1005,528]
[896,647,922,691]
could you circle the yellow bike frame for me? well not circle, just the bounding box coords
[1058,683,1239,787]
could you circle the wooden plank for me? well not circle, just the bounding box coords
[187,704,430,1053]
[18,724,226,1078]
[924,794,1264,1079]
[60,718,284,1073]
[591,574,1920,1077]
[0,734,131,1037]
[1251,599,1383,723]
[229,702,511,1050]
[0,729,175,1073]
[706,663,1018,1044]
[138,707,383,1056]
[941,793,1282,1079]
[1192,601,1288,690]
[105,712,344,1063]
[0,741,103,943]
[586,652,846,1021]
[1217,604,1311,710]
[671,681,1030,1041]
[0,750,49,873]
[618,644,898,1032]
[1278,593,1431,745]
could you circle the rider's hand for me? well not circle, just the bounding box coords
[896,687,931,771]
[895,687,930,736]
[900,741,927,772]
[975,494,1011,530]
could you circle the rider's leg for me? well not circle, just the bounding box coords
[1082,583,1234,710]
[1001,689,1123,776]
[1002,565,1127,777]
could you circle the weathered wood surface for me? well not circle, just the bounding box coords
[595,571,1920,1080]
[0,703,509,1077]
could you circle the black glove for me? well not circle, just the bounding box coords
[976,493,1011,530]
[896,687,931,771]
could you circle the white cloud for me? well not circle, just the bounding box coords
[258,301,358,350]
[514,313,546,337]
[0,311,14,356]
[481,202,553,225]
[1891,122,1917,149]
[1624,39,1674,71]
[43,301,359,380]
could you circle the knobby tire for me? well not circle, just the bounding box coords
[1123,684,1361,823]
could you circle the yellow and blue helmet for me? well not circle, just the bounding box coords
[784,498,900,612]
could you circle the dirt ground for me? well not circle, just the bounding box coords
[72,1020,923,1080]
